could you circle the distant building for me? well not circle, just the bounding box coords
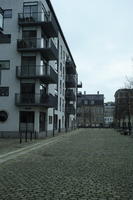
[104,102,115,127]
[77,92,104,128]
[114,89,133,131]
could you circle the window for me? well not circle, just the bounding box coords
[0,111,8,122]
[49,116,53,124]
[0,87,9,96]
[62,99,64,112]
[23,2,38,20]
[60,98,62,111]
[0,8,4,30]
[84,100,88,105]
[60,63,62,76]
[4,9,12,18]
[63,51,65,63]
[20,111,34,123]
[91,100,95,105]
[63,83,64,96]
[63,66,65,79]
[60,80,62,94]
[60,45,62,59]
[0,60,10,69]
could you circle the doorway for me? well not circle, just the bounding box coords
[19,111,34,132]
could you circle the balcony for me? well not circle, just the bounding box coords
[66,60,76,75]
[65,90,76,101]
[66,104,76,115]
[15,93,58,108]
[77,82,82,88]
[17,38,58,61]
[66,75,76,88]
[18,12,58,38]
[16,65,58,84]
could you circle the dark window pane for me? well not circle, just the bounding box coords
[0,87,9,96]
[0,60,10,69]
[0,111,8,122]
[20,111,34,123]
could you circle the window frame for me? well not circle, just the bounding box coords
[0,60,10,70]
[49,116,53,124]
[0,87,9,96]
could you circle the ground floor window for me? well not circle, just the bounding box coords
[49,116,52,124]
[19,111,34,132]
[40,112,46,132]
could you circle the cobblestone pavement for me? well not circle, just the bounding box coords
[0,138,42,155]
[0,129,133,200]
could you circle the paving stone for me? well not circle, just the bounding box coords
[0,129,133,199]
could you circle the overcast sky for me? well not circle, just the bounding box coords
[51,0,133,102]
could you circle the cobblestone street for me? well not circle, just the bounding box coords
[0,129,133,200]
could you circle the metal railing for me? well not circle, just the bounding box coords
[66,75,76,87]
[66,104,76,115]
[65,90,76,101]
[77,81,82,88]
[66,60,76,74]
[18,11,54,24]
[18,11,58,37]
[16,65,58,83]
[15,93,58,108]
[17,38,56,49]
[17,38,58,60]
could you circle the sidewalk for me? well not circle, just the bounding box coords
[0,129,81,164]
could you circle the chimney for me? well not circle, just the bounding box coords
[97,91,99,95]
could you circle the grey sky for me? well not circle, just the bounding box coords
[51,0,133,102]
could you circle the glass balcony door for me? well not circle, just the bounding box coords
[23,2,38,21]
[21,56,36,77]
[22,30,37,48]
[20,111,34,132]
[20,83,35,104]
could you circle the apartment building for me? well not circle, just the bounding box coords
[104,102,115,127]
[0,0,79,137]
[77,92,104,128]
[114,89,133,131]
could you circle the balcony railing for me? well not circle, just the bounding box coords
[16,65,58,84]
[66,75,76,88]
[17,38,58,60]
[66,104,76,115]
[15,93,58,108]
[66,60,76,75]
[18,12,58,38]
[65,90,76,101]
[77,82,82,88]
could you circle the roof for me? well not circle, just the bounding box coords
[46,0,77,69]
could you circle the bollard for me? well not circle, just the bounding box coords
[34,131,37,140]
[25,130,27,142]
[30,131,32,141]
[20,132,22,144]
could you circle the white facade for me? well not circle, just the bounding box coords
[104,102,115,127]
[0,0,78,137]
